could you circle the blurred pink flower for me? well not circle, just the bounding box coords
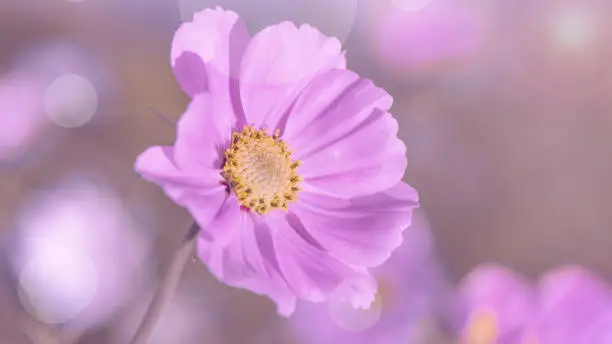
[458,264,537,344]
[458,265,612,344]
[530,267,612,344]
[369,0,487,80]
[0,73,45,162]
[378,1,482,64]
[289,212,455,343]
[135,7,418,316]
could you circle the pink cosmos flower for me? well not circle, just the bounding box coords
[135,7,418,316]
[457,264,537,344]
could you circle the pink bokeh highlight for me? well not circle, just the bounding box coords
[371,0,487,77]
[9,179,153,331]
[0,72,46,162]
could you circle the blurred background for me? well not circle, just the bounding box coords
[1,0,612,343]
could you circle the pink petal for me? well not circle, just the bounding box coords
[458,264,537,343]
[171,7,250,97]
[196,195,242,246]
[533,266,612,344]
[239,22,346,133]
[283,69,392,151]
[281,69,404,198]
[291,182,418,267]
[298,108,406,198]
[197,202,297,316]
[173,92,237,174]
[581,310,612,344]
[135,146,227,228]
[265,212,377,305]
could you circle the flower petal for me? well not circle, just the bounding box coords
[291,182,418,267]
[197,201,297,316]
[174,92,238,174]
[265,211,377,306]
[283,69,392,151]
[135,145,227,227]
[171,7,250,97]
[239,22,346,133]
[299,109,406,198]
[580,310,612,344]
[533,266,612,344]
[282,69,403,198]
[458,264,537,344]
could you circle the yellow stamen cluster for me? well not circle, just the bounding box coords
[221,126,302,214]
[465,308,498,344]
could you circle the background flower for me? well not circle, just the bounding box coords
[530,267,612,344]
[457,264,537,344]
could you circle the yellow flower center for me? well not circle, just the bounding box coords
[465,308,498,344]
[221,126,302,214]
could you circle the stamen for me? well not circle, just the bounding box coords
[221,126,302,214]
[465,308,498,344]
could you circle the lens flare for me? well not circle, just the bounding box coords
[511,0,612,96]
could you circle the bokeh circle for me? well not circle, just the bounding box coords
[43,73,98,128]
[327,279,383,332]
[510,0,612,96]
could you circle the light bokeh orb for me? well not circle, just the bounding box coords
[13,40,115,125]
[552,8,595,51]
[327,279,384,332]
[511,0,612,96]
[18,247,98,324]
[43,73,98,128]
[11,179,152,329]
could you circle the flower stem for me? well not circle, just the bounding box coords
[129,222,200,344]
